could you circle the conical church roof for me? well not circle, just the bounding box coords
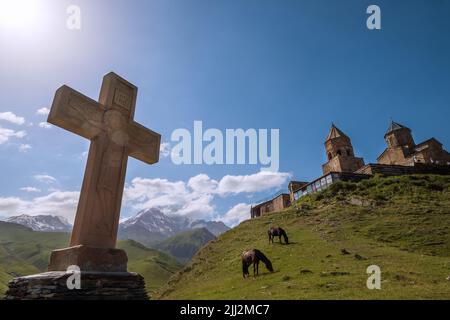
[326,123,349,141]
[385,120,409,135]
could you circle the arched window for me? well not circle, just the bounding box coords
[347,149,351,156]
[337,150,342,156]
[328,152,332,160]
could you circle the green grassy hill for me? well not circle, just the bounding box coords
[156,174,450,299]
[153,227,216,263]
[0,222,182,297]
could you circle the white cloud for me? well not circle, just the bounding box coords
[0,112,25,125]
[19,144,32,152]
[34,174,57,184]
[36,107,50,116]
[219,203,252,227]
[159,142,171,158]
[0,197,27,214]
[20,187,41,193]
[124,171,290,221]
[38,122,52,129]
[0,126,26,144]
[31,191,79,222]
[187,174,218,194]
[217,171,291,195]
[124,177,215,220]
[0,191,79,223]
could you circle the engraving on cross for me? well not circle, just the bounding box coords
[48,72,161,249]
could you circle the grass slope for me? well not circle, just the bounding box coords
[0,222,182,297]
[117,240,182,293]
[156,175,450,299]
[153,228,216,263]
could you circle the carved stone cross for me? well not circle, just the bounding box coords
[47,72,160,272]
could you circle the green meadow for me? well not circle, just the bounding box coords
[0,222,182,297]
[156,175,450,299]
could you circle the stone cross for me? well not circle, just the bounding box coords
[47,72,160,251]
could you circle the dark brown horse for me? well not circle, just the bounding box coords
[268,227,289,244]
[241,249,273,278]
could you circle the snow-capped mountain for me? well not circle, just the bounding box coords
[6,214,72,232]
[118,208,229,246]
[4,210,229,246]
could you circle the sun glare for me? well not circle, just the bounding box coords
[0,0,40,30]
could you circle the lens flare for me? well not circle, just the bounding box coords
[0,0,39,30]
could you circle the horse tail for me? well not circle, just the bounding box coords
[254,249,273,272]
[280,228,289,244]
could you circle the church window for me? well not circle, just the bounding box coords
[347,149,351,156]
[337,150,342,156]
[328,152,332,160]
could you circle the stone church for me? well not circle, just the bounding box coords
[323,120,450,172]
[251,120,450,219]
[377,121,450,166]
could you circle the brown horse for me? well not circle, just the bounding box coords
[241,249,273,278]
[268,227,289,244]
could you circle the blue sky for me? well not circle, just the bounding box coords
[0,0,449,226]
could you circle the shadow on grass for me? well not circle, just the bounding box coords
[270,241,299,245]
[250,270,280,279]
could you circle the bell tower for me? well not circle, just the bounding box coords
[322,124,364,174]
[384,121,415,151]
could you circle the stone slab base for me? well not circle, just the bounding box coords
[48,245,128,272]
[4,271,149,300]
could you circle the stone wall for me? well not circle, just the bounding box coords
[356,163,450,176]
[5,271,149,300]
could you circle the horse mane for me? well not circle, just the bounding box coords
[254,249,273,272]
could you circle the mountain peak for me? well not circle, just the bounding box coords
[119,209,229,246]
[6,214,72,232]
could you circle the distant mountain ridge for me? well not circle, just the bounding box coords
[4,210,230,247]
[154,228,216,263]
[118,208,229,247]
[5,214,72,232]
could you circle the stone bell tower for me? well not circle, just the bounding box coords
[377,120,416,165]
[322,123,364,175]
[384,120,415,151]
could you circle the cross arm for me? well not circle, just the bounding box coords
[127,121,161,164]
[48,85,105,140]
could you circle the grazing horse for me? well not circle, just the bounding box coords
[268,227,289,244]
[241,249,273,278]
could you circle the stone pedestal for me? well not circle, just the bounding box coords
[5,271,149,300]
[48,245,128,272]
